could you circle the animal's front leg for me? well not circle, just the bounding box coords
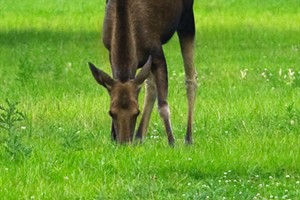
[135,73,157,142]
[152,48,175,146]
[111,122,117,141]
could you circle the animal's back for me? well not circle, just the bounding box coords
[103,0,192,48]
[103,0,193,78]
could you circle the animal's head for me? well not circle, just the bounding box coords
[88,57,151,143]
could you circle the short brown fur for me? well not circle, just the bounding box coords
[89,0,197,145]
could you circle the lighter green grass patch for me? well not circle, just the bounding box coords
[0,0,299,199]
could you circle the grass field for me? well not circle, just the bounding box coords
[0,0,299,199]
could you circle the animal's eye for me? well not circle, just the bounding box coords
[135,110,140,117]
[109,111,116,118]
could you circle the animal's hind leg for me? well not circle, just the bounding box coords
[135,73,156,142]
[178,10,197,144]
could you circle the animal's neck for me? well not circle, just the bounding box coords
[111,0,138,82]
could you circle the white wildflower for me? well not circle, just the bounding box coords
[240,69,248,79]
[288,69,295,77]
[279,68,282,76]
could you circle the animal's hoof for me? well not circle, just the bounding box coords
[168,136,175,146]
[185,136,193,145]
[134,137,144,145]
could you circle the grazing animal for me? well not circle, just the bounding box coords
[89,0,197,145]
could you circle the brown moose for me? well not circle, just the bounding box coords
[89,0,197,145]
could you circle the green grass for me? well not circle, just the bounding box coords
[0,0,299,199]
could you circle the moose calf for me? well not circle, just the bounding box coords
[89,0,197,145]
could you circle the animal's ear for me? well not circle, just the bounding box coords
[88,62,114,90]
[134,56,152,87]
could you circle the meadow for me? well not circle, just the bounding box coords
[0,0,299,199]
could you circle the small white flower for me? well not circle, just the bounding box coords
[240,69,248,79]
[296,181,300,184]
[67,62,72,68]
[286,175,290,178]
[64,176,69,180]
[261,72,267,78]
[288,69,295,77]
[21,126,26,130]
[279,69,282,76]
[269,176,273,179]
[290,120,295,125]
[187,182,191,186]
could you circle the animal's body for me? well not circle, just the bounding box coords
[89,0,197,145]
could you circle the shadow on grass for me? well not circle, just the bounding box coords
[0,29,102,47]
[0,25,298,48]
